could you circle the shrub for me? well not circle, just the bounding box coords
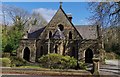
[3,44,13,53]
[116,54,120,59]
[105,52,116,60]
[10,56,27,67]
[0,58,11,67]
[2,52,10,58]
[38,53,77,69]
[11,50,17,56]
[79,62,87,70]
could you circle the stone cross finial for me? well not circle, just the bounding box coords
[60,2,63,8]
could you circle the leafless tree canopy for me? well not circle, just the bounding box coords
[2,4,47,32]
[2,4,29,27]
[88,2,120,27]
[88,2,120,54]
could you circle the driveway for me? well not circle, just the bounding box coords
[100,60,120,76]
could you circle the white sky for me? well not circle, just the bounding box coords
[33,8,57,22]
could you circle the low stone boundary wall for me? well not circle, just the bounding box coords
[2,67,92,76]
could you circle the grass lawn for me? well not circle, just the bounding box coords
[19,65,41,68]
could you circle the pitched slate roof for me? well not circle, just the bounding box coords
[75,25,98,39]
[28,26,46,38]
[28,25,98,40]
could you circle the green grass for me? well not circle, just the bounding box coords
[19,65,41,68]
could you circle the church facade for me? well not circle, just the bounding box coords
[17,5,103,63]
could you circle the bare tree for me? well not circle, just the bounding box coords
[88,2,120,27]
[2,4,30,28]
[88,2,120,53]
[31,12,47,26]
[2,4,48,34]
[26,11,47,32]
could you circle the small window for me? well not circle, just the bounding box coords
[58,24,64,31]
[55,45,57,53]
[72,47,75,58]
[63,45,65,55]
[49,31,52,39]
[69,31,72,39]
[40,46,43,56]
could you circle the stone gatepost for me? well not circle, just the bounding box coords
[92,58,100,75]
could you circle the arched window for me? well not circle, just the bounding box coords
[49,31,52,39]
[40,46,43,56]
[55,45,57,53]
[69,31,72,39]
[58,24,64,31]
[23,47,30,61]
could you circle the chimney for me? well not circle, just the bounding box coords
[67,13,72,22]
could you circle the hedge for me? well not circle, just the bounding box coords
[0,58,11,67]
[10,56,27,67]
[38,53,77,69]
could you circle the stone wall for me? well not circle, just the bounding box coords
[17,38,102,63]
[17,39,36,62]
[78,39,99,62]
[39,8,82,40]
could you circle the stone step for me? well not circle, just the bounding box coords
[85,63,93,71]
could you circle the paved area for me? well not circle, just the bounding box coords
[1,75,85,77]
[1,74,52,77]
[100,60,120,76]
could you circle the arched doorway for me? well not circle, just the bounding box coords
[85,48,93,63]
[23,47,30,61]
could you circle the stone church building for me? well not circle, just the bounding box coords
[17,4,103,63]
